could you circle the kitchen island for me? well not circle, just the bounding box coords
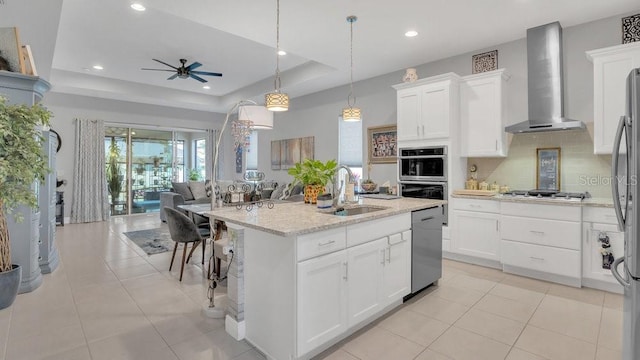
[204,197,445,360]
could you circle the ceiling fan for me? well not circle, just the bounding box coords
[141,58,222,83]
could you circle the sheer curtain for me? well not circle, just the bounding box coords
[70,119,109,223]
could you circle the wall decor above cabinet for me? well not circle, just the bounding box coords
[622,13,640,44]
[471,50,498,74]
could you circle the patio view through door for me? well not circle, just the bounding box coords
[105,127,197,216]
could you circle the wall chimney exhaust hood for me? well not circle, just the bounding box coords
[505,22,586,134]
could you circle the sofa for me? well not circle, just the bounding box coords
[160,180,212,222]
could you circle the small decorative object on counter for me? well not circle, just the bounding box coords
[465,178,478,190]
[499,185,510,194]
[361,179,377,193]
[402,68,418,83]
[316,194,333,209]
[479,180,489,191]
[490,181,500,192]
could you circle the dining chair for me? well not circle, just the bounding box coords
[164,207,204,281]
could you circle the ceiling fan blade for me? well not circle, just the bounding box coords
[191,71,223,77]
[186,62,202,71]
[189,74,208,83]
[141,68,176,72]
[152,58,179,69]
[167,73,179,80]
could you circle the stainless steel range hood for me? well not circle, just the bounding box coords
[505,22,586,134]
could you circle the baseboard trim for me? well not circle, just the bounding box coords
[443,251,502,270]
[502,265,581,287]
[225,315,246,340]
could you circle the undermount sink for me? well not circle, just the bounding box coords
[324,205,388,216]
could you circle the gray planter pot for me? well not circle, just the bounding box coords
[0,264,21,310]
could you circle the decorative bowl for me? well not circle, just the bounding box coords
[361,182,377,192]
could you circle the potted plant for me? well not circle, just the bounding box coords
[188,168,201,181]
[0,96,51,309]
[106,138,123,213]
[288,159,337,204]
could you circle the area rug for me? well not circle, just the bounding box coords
[123,227,174,255]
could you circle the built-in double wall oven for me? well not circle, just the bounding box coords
[399,146,448,225]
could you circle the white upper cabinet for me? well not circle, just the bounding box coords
[460,69,510,157]
[587,42,640,154]
[394,73,460,142]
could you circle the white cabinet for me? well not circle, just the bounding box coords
[460,69,509,157]
[297,250,348,356]
[587,42,640,154]
[296,213,413,357]
[500,202,582,286]
[394,73,460,142]
[451,198,501,262]
[582,207,624,293]
[347,238,385,327]
[382,231,411,304]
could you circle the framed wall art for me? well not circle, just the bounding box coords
[536,147,561,191]
[0,27,25,73]
[622,13,640,44]
[270,140,281,170]
[367,125,397,164]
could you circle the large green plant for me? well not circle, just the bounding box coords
[0,96,51,273]
[287,159,338,187]
[106,138,122,204]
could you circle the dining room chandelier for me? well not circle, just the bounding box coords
[342,15,361,122]
[265,0,289,112]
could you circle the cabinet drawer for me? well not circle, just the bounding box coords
[501,216,581,250]
[453,198,499,213]
[297,227,346,261]
[502,240,580,278]
[583,207,619,225]
[347,214,410,248]
[501,202,581,221]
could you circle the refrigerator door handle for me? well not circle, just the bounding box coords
[611,256,631,287]
[611,115,627,232]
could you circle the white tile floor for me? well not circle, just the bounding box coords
[0,213,624,360]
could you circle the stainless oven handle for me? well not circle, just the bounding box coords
[399,155,446,159]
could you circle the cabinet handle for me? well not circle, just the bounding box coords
[416,125,419,136]
[495,140,498,151]
[529,256,545,262]
[343,262,348,281]
[421,125,425,136]
[530,230,545,236]
[386,246,391,264]
[381,249,386,265]
[317,240,336,247]
[469,204,481,208]
[496,220,499,232]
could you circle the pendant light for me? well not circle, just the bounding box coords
[265,0,289,112]
[342,15,361,122]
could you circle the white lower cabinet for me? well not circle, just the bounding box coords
[500,202,582,286]
[450,198,501,262]
[297,250,348,356]
[582,207,625,293]
[347,238,385,327]
[296,214,412,358]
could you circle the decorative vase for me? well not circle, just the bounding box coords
[304,184,324,204]
[0,265,21,310]
[402,68,418,83]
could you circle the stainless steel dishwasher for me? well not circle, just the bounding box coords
[410,206,443,295]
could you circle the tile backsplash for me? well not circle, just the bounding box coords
[468,124,612,198]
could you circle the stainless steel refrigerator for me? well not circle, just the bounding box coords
[612,67,640,360]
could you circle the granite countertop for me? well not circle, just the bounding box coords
[451,193,614,208]
[203,198,446,237]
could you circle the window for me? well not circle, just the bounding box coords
[339,117,363,182]
[194,138,206,180]
[245,131,258,170]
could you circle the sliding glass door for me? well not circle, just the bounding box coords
[105,126,198,216]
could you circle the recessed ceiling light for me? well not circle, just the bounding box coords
[130,3,145,11]
[92,65,104,70]
[277,50,287,56]
[203,85,211,89]
[405,30,418,37]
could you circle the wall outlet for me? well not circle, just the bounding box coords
[223,244,233,255]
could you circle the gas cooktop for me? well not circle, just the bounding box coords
[506,189,591,201]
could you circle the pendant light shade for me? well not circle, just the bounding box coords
[238,105,274,129]
[343,15,361,121]
[265,0,289,112]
